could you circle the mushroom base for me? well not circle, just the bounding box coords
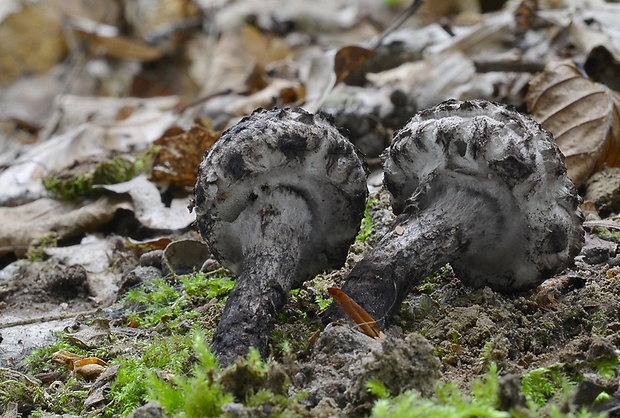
[211,187,311,366]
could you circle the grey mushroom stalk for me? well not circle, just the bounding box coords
[327,99,584,329]
[193,107,367,365]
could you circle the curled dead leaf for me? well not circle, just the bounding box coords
[526,60,620,187]
[73,357,107,380]
[51,351,107,379]
[327,287,384,339]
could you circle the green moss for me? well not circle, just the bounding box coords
[356,197,379,243]
[369,362,608,418]
[180,270,236,300]
[370,363,509,418]
[0,368,50,414]
[123,277,185,327]
[43,156,139,200]
[122,271,234,328]
[418,266,451,294]
[105,333,195,417]
[47,377,88,414]
[146,332,232,417]
[597,231,620,242]
[315,293,332,312]
[24,335,91,374]
[592,356,619,379]
[522,364,578,408]
[25,233,58,262]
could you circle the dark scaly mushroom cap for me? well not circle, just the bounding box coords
[194,107,368,286]
[383,99,583,290]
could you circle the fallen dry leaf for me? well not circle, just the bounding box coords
[72,357,107,380]
[0,196,131,258]
[52,350,107,380]
[45,236,125,305]
[97,175,195,230]
[71,19,163,61]
[191,30,256,97]
[0,0,66,86]
[151,124,220,188]
[125,237,173,255]
[526,60,620,187]
[0,95,180,205]
[328,287,384,339]
[334,45,376,84]
[299,49,337,113]
[64,319,112,349]
[123,0,201,41]
[240,24,292,65]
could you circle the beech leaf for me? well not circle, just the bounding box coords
[526,60,620,187]
[151,124,220,188]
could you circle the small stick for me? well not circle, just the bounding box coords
[0,309,100,329]
[173,88,233,114]
[371,0,426,50]
[474,59,546,73]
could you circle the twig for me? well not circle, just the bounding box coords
[583,220,620,230]
[173,88,233,114]
[371,0,426,50]
[474,59,546,73]
[0,309,101,329]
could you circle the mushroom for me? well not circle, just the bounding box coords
[327,99,584,329]
[193,107,367,365]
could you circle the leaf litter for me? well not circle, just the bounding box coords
[1,0,620,416]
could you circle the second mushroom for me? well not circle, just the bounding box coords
[193,107,367,366]
[327,99,584,329]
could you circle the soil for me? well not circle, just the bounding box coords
[2,177,620,416]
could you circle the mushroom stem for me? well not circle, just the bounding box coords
[338,178,505,329]
[211,187,311,364]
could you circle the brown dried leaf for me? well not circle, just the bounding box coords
[86,32,163,61]
[526,60,620,187]
[328,287,384,339]
[334,45,376,84]
[125,237,173,255]
[514,0,539,33]
[151,124,220,187]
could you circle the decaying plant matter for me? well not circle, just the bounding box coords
[192,107,367,365]
[327,99,584,329]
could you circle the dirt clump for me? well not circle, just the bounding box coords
[295,324,440,417]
